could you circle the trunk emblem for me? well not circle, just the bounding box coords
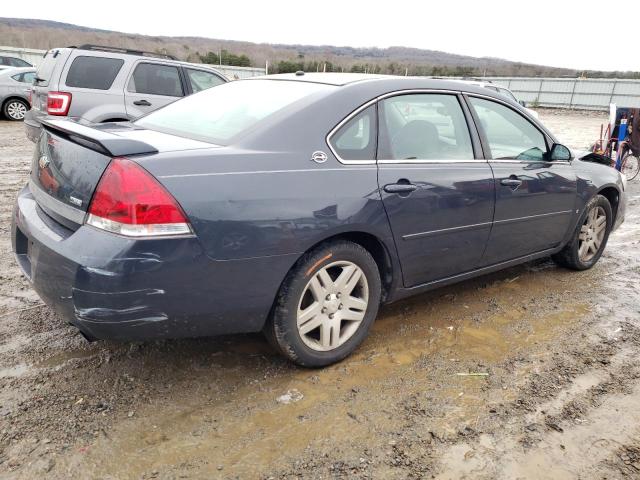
[69,196,83,207]
[38,155,50,169]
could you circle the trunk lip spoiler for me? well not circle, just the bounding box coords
[40,118,159,157]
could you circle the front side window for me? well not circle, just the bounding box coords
[135,79,335,145]
[330,105,376,161]
[186,69,225,93]
[469,97,547,161]
[379,94,473,160]
[65,56,124,90]
[128,63,184,97]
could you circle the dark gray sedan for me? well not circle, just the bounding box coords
[11,74,626,366]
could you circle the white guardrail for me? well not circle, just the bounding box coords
[0,45,265,80]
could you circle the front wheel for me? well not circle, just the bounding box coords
[265,240,381,367]
[552,194,612,270]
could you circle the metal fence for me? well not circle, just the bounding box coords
[0,46,265,80]
[484,77,640,111]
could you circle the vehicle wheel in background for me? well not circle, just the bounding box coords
[265,240,381,367]
[3,98,29,121]
[622,151,640,181]
[552,194,612,270]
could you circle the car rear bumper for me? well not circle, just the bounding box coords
[12,184,295,341]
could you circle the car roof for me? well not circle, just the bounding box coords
[255,73,506,97]
[0,67,36,75]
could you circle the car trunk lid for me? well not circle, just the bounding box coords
[30,118,215,229]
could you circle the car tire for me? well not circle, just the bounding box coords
[265,240,381,367]
[552,194,613,270]
[3,98,29,121]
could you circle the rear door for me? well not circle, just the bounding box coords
[466,95,577,264]
[376,92,495,287]
[124,62,185,118]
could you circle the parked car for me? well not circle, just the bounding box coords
[12,74,626,367]
[0,55,33,68]
[0,67,36,120]
[454,79,539,119]
[24,44,227,142]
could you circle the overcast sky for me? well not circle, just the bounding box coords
[4,0,638,71]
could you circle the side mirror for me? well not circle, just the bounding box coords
[519,100,527,107]
[549,143,572,161]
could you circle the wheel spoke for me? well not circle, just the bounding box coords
[333,264,356,292]
[299,314,324,335]
[343,269,363,296]
[340,308,366,322]
[317,269,333,290]
[298,301,321,326]
[593,236,602,250]
[578,241,589,258]
[308,277,325,302]
[320,322,338,348]
[343,295,367,312]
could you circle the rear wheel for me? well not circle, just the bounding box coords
[265,240,381,367]
[621,151,640,181]
[552,194,612,270]
[3,98,28,121]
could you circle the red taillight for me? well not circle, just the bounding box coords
[86,158,192,237]
[47,91,72,116]
[27,90,32,106]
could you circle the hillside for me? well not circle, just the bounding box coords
[0,17,604,77]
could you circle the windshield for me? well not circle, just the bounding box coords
[135,80,335,145]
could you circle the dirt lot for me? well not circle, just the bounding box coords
[1,109,639,479]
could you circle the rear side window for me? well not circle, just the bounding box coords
[379,94,474,160]
[330,105,376,161]
[128,63,184,97]
[186,69,225,93]
[11,72,36,83]
[66,56,124,90]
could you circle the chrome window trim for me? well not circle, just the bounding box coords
[326,98,378,165]
[464,92,557,154]
[378,159,487,164]
[326,89,465,165]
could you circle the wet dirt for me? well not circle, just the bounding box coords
[1,109,639,479]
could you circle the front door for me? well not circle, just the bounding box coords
[466,96,577,265]
[124,62,184,119]
[377,93,495,287]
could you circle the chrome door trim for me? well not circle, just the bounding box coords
[325,98,378,165]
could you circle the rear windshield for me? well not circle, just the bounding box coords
[34,49,61,86]
[66,56,124,90]
[135,79,335,145]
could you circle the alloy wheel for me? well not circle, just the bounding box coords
[7,101,27,120]
[578,206,607,262]
[296,261,369,351]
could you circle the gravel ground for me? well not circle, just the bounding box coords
[1,109,639,479]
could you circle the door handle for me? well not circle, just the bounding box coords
[500,178,523,187]
[133,100,151,106]
[384,181,418,195]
